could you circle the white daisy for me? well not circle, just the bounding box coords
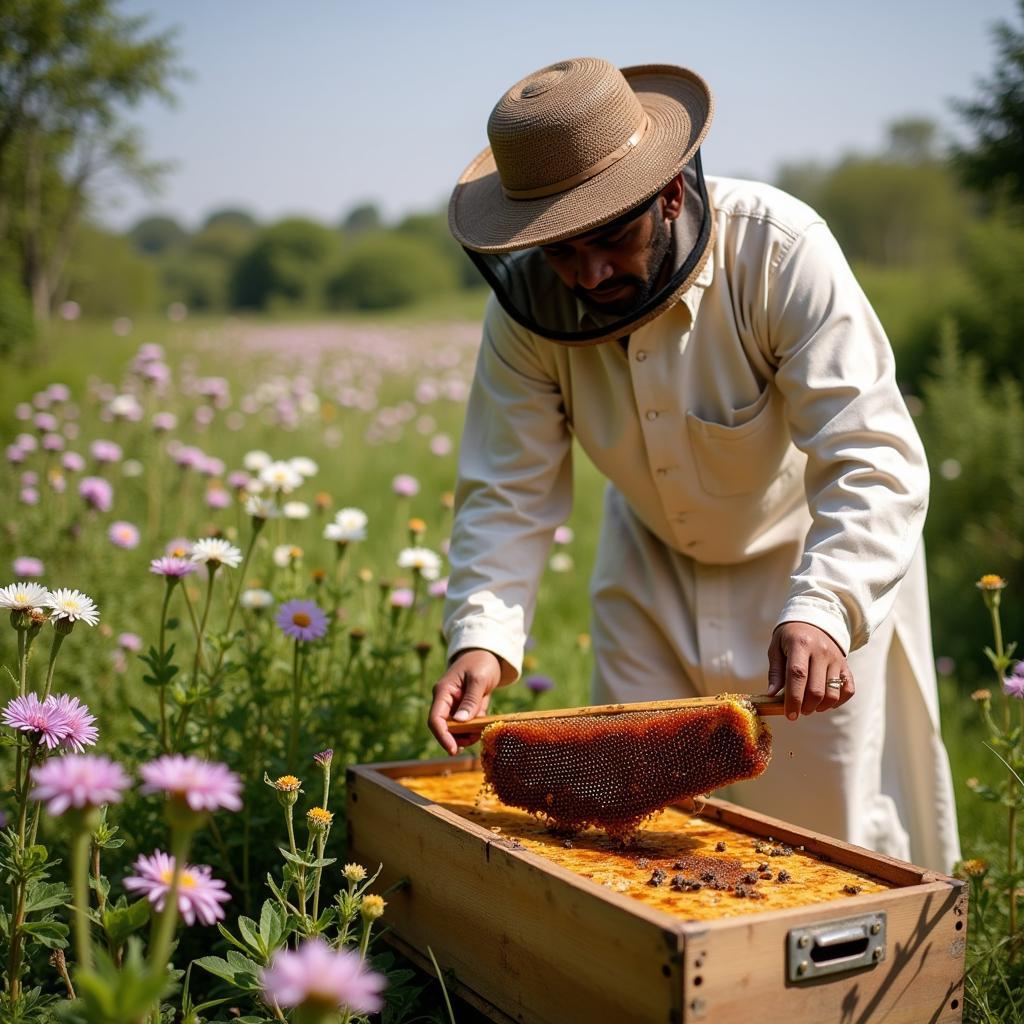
[0,582,50,611]
[244,495,280,520]
[239,588,274,610]
[259,461,303,494]
[549,552,574,573]
[272,544,302,568]
[282,501,310,520]
[397,546,442,581]
[288,456,319,478]
[189,538,243,569]
[327,508,368,543]
[243,449,273,472]
[44,588,99,626]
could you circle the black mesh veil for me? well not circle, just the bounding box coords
[463,151,713,346]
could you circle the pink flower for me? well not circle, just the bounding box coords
[260,938,386,1013]
[3,694,72,749]
[139,755,242,812]
[276,600,329,642]
[205,486,231,510]
[227,470,251,490]
[49,694,98,751]
[12,557,44,578]
[61,451,85,473]
[151,411,177,432]
[89,439,123,464]
[19,487,39,506]
[427,577,448,599]
[108,521,140,549]
[389,588,414,609]
[6,444,26,464]
[149,556,196,579]
[1004,663,1024,700]
[118,632,143,652]
[124,850,230,925]
[31,754,130,815]
[79,476,113,513]
[41,432,65,452]
[391,473,420,497]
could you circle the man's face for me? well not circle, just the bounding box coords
[539,195,674,317]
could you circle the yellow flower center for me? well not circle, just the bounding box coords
[307,807,333,824]
[978,574,1006,589]
[159,868,196,888]
[292,612,311,628]
[275,775,301,791]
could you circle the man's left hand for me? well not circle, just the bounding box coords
[766,621,855,720]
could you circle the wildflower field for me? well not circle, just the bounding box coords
[0,310,1021,1023]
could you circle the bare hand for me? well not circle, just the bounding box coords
[428,649,505,755]
[767,621,855,720]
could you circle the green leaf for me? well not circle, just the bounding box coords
[236,914,263,955]
[102,898,151,947]
[21,918,69,948]
[258,898,288,949]
[24,880,69,914]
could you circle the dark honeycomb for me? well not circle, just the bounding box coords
[480,698,772,839]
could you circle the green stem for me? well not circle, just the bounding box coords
[91,841,106,916]
[71,828,93,971]
[157,581,175,752]
[41,630,67,699]
[147,829,192,975]
[287,640,304,772]
[312,833,325,923]
[17,628,27,697]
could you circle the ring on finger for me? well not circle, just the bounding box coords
[826,677,843,690]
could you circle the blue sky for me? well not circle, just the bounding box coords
[107,0,1019,231]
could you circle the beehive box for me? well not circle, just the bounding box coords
[346,757,967,1024]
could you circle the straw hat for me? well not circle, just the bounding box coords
[449,57,713,254]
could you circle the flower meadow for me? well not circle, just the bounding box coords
[2,315,1021,1022]
[0,318,595,1023]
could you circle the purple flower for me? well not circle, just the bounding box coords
[33,412,58,433]
[89,439,122,464]
[276,600,329,643]
[389,588,414,609]
[313,748,333,767]
[2,694,72,749]
[427,576,449,599]
[391,473,420,497]
[227,470,251,490]
[108,521,140,550]
[149,556,196,579]
[1004,663,1024,700]
[124,850,231,925]
[260,938,386,1013]
[19,488,39,506]
[118,632,143,652]
[12,557,44,578]
[139,755,242,812]
[5,444,26,464]
[524,674,555,694]
[49,694,98,751]
[79,476,113,513]
[31,754,130,815]
[41,432,65,452]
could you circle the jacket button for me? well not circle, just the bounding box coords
[635,351,647,362]
[645,410,658,421]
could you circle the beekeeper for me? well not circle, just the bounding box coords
[427,57,960,873]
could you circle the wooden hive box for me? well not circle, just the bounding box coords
[346,756,967,1024]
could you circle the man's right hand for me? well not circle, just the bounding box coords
[428,649,504,756]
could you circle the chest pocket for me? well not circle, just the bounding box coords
[685,385,794,497]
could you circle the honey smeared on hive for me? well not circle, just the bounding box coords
[480,697,772,838]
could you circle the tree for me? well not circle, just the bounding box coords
[128,214,187,254]
[340,201,382,235]
[202,207,258,232]
[326,233,459,310]
[0,0,182,319]
[953,0,1024,206]
[229,217,339,311]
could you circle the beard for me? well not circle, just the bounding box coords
[573,212,674,318]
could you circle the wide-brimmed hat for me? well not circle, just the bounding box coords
[449,57,713,254]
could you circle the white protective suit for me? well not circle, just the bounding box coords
[443,175,961,873]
